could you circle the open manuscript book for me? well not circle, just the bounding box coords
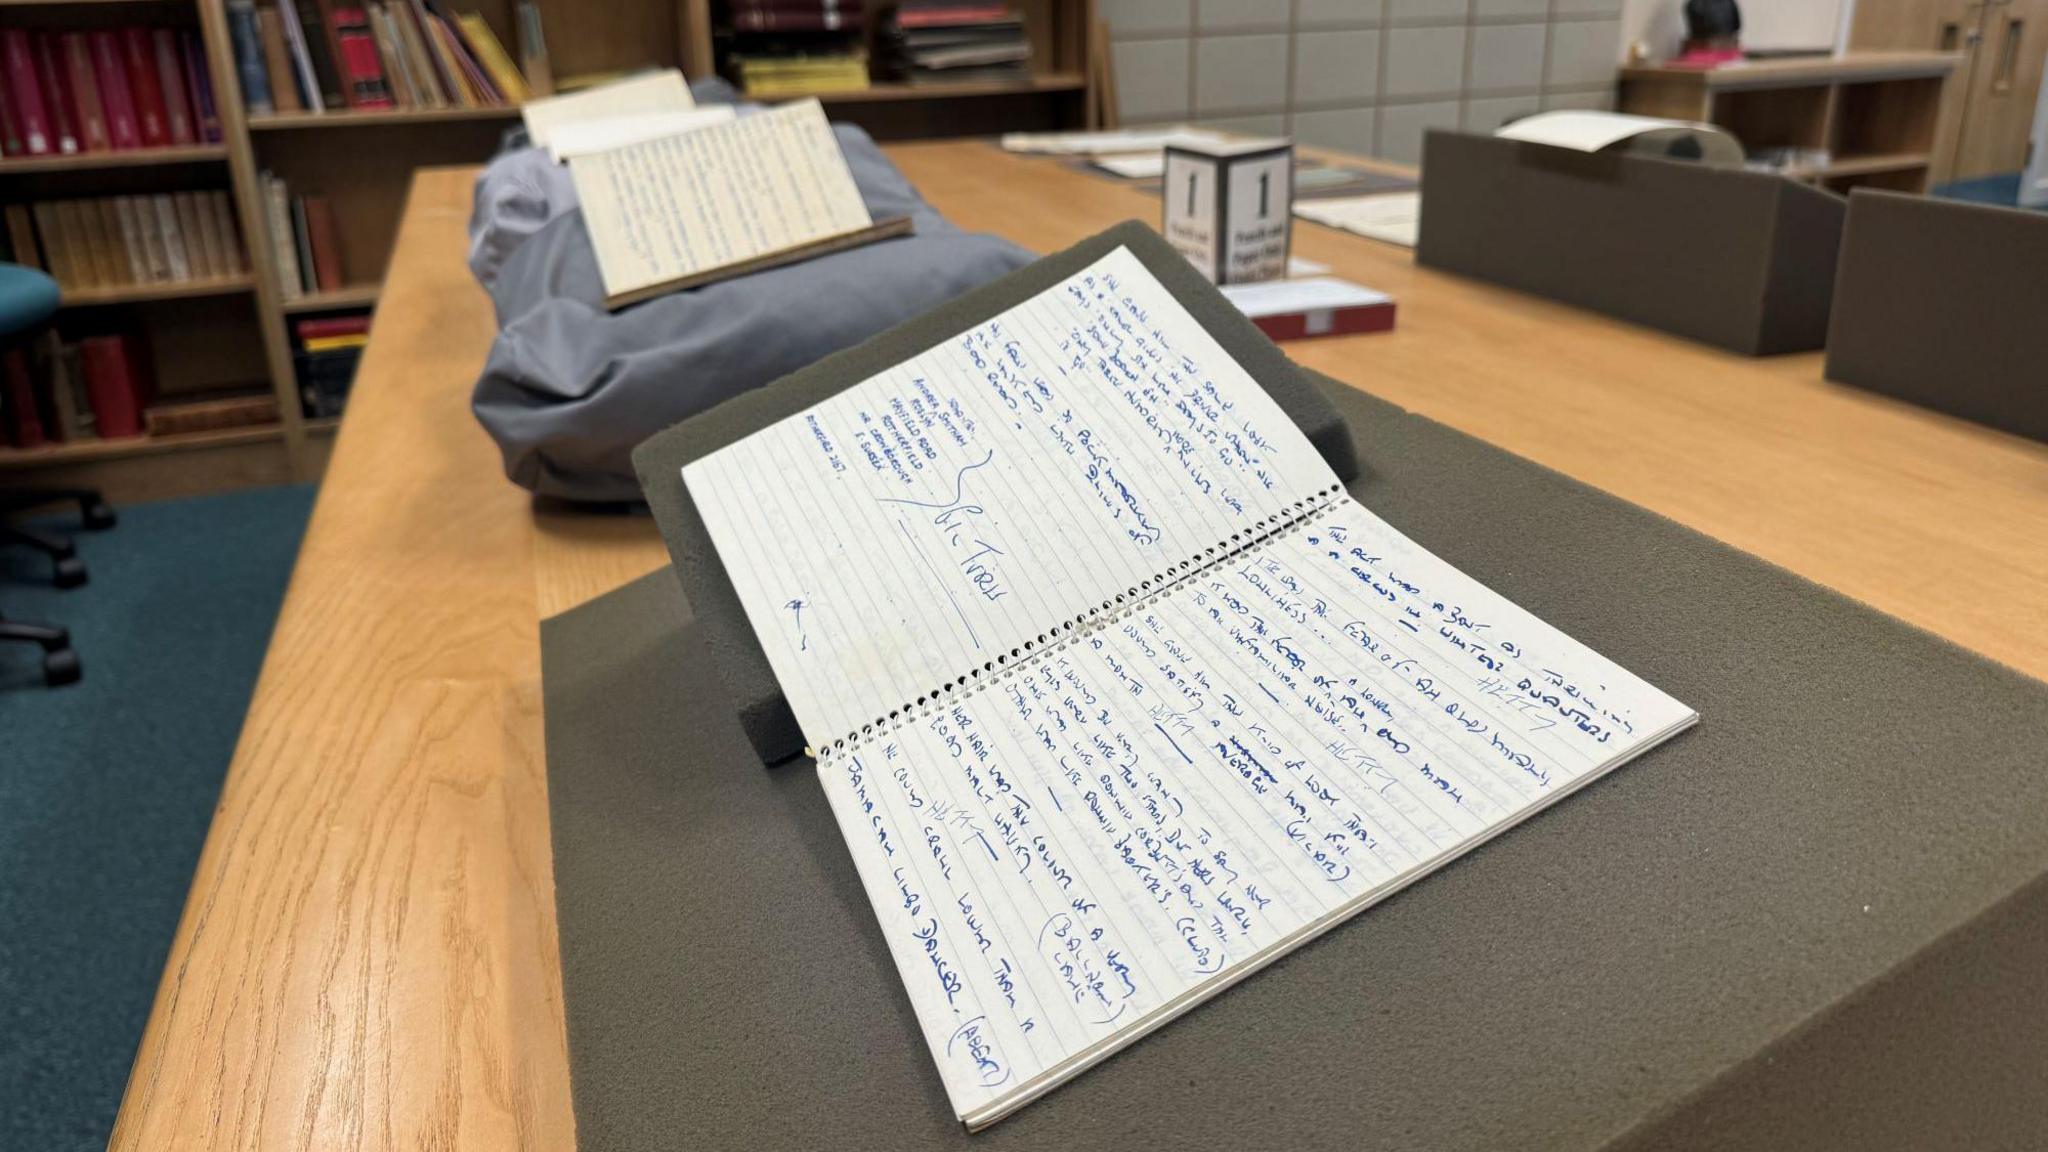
[680,244,1697,1128]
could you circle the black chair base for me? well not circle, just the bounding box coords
[0,613,80,686]
[3,486,113,588]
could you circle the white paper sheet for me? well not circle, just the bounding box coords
[521,68,695,148]
[1220,276,1391,318]
[683,246,1345,745]
[1293,191,1421,248]
[1001,127,1231,155]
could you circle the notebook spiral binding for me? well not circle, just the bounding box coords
[815,482,1349,761]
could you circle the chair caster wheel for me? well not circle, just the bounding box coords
[43,646,80,686]
[83,500,116,530]
[54,555,88,589]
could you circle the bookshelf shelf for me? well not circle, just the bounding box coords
[59,275,254,307]
[798,71,1087,105]
[280,284,380,313]
[303,416,340,436]
[247,106,522,131]
[0,423,282,470]
[0,145,229,174]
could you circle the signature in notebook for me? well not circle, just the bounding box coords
[785,599,807,651]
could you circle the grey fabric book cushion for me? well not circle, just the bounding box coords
[468,105,1034,502]
[544,377,2048,1152]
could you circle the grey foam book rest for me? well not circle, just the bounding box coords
[1416,129,1845,355]
[550,378,2048,1152]
[630,220,1360,765]
[1825,189,2048,444]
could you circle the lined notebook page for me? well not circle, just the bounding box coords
[683,246,1343,748]
[818,496,1697,1127]
[569,99,874,303]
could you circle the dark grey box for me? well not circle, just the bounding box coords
[1825,188,2048,444]
[1416,130,1845,355]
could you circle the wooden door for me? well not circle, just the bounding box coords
[1851,0,1988,181]
[1949,0,2048,176]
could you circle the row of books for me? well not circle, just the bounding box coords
[2,192,248,294]
[0,26,222,158]
[1,333,152,447]
[260,173,346,300]
[724,0,871,96]
[293,312,369,418]
[883,1,1029,86]
[225,0,532,116]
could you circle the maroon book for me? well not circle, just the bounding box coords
[2,29,54,154]
[119,28,170,147]
[80,334,146,438]
[4,348,46,447]
[33,33,81,154]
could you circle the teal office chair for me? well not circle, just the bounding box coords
[1,263,109,686]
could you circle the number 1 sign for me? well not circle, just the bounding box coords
[1162,137,1293,284]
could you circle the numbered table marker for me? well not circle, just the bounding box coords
[1162,137,1294,284]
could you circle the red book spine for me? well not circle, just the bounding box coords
[90,32,142,149]
[1243,301,1398,343]
[33,34,80,154]
[151,28,195,145]
[331,8,394,109]
[3,30,54,154]
[120,29,168,146]
[80,335,144,438]
[4,348,45,448]
[293,315,371,339]
[0,75,20,156]
[61,34,109,152]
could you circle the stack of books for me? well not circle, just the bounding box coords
[1,332,155,447]
[291,313,369,417]
[2,193,247,294]
[259,172,346,300]
[882,1,1028,87]
[0,26,223,158]
[225,0,530,116]
[723,0,870,97]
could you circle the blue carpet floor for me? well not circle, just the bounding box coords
[0,484,315,1150]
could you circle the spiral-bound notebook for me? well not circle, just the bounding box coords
[680,244,1697,1129]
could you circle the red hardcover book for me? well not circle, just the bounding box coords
[181,31,220,143]
[151,28,195,145]
[89,32,142,149]
[80,334,145,438]
[329,8,395,108]
[1221,278,1397,343]
[300,195,343,290]
[2,30,54,154]
[3,348,46,447]
[33,34,81,154]
[61,34,109,152]
[293,314,370,340]
[119,29,169,146]
[895,5,1011,28]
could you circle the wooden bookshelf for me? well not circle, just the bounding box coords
[280,283,378,313]
[2,0,1101,499]
[247,106,522,130]
[0,144,228,173]
[60,274,253,307]
[1618,52,1962,194]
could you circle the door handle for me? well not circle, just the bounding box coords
[1993,16,2022,93]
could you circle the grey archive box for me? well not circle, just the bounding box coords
[1825,189,2048,444]
[630,220,1361,765]
[1416,130,1846,355]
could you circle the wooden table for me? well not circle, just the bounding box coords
[110,143,2048,1149]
